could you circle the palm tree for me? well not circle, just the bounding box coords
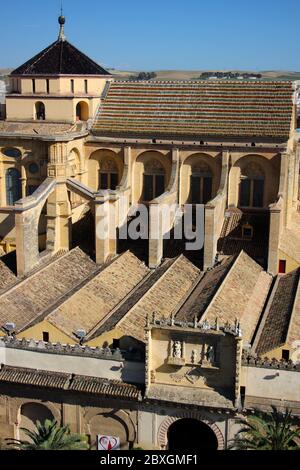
[6,419,89,451]
[231,406,300,450]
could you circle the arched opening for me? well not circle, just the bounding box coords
[5,168,21,205]
[67,149,81,179]
[239,162,265,208]
[89,413,130,450]
[35,101,45,120]
[143,159,166,201]
[180,153,220,206]
[76,101,89,121]
[167,419,218,451]
[88,150,122,191]
[190,163,213,204]
[19,402,54,441]
[38,202,47,253]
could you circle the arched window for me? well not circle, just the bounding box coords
[240,163,264,208]
[35,102,45,120]
[143,159,165,201]
[76,102,89,121]
[190,164,212,204]
[6,168,21,205]
[99,159,118,190]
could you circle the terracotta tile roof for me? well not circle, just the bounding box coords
[118,255,200,342]
[287,275,300,347]
[0,247,97,332]
[175,256,235,322]
[88,257,175,340]
[203,251,272,342]
[0,366,141,399]
[11,40,110,76]
[279,211,300,265]
[0,260,17,291]
[70,375,140,399]
[0,366,69,389]
[256,268,300,355]
[93,80,294,140]
[47,251,149,339]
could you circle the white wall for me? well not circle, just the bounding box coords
[242,366,300,402]
[0,345,144,384]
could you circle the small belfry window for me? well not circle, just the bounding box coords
[32,79,36,93]
[71,79,74,94]
[190,164,212,204]
[99,159,118,190]
[76,102,89,121]
[143,159,165,202]
[35,102,45,120]
[239,162,264,208]
[84,80,88,94]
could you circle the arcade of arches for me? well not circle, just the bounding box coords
[0,143,292,275]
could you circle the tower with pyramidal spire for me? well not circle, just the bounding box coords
[6,15,112,123]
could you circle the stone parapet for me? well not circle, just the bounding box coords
[0,336,141,363]
[242,351,300,371]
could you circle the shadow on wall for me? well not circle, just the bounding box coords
[0,250,17,274]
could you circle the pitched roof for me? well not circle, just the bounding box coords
[203,251,272,342]
[118,255,200,342]
[70,375,140,399]
[0,260,17,291]
[92,80,294,140]
[0,366,69,390]
[87,258,175,340]
[11,39,110,76]
[175,257,235,322]
[47,251,149,339]
[0,366,141,399]
[255,268,300,355]
[0,247,97,333]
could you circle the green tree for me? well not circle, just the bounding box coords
[6,419,89,451]
[231,406,300,450]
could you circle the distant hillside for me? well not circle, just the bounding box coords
[0,68,12,75]
[109,69,300,82]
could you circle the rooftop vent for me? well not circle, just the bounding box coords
[75,329,86,340]
[4,322,16,332]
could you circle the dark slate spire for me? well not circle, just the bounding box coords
[10,14,111,77]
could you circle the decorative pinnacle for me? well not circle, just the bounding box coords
[58,10,66,41]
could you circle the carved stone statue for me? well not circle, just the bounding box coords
[191,350,197,364]
[206,345,215,363]
[173,341,182,358]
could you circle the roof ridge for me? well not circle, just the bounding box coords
[86,258,174,340]
[11,40,58,75]
[11,39,110,76]
[113,79,294,85]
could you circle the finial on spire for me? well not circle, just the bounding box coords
[58,2,66,41]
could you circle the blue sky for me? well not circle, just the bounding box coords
[0,0,299,71]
